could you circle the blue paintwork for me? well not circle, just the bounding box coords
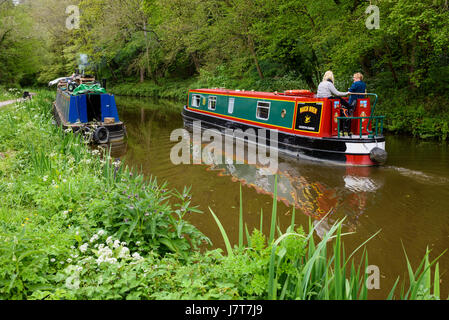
[56,89,120,124]
[73,95,88,123]
[100,94,120,122]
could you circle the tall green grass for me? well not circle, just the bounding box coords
[210,175,445,300]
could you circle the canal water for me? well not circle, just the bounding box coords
[115,96,449,299]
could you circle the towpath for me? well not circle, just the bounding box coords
[0,93,36,109]
[0,99,20,108]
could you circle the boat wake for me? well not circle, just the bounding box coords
[385,166,449,185]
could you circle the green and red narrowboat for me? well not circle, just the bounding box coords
[182,88,387,166]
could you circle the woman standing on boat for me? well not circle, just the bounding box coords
[316,71,352,135]
[316,71,350,104]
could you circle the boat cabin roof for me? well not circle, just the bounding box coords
[189,88,321,102]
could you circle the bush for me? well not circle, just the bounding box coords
[0,91,209,299]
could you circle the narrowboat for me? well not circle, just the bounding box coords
[182,88,387,166]
[51,74,126,144]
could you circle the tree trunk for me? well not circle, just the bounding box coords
[408,41,417,89]
[247,34,264,80]
[191,52,201,73]
[140,67,145,83]
[383,43,398,84]
[144,21,151,80]
[305,75,316,92]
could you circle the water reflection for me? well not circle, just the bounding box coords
[108,140,128,158]
[205,150,384,237]
[116,96,449,299]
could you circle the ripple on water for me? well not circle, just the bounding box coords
[385,166,449,186]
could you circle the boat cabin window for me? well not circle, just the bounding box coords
[256,101,270,120]
[191,94,201,107]
[228,98,235,114]
[208,96,217,110]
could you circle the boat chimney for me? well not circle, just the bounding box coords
[102,79,107,90]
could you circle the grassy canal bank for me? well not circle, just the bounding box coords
[0,90,444,300]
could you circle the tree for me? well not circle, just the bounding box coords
[0,1,44,85]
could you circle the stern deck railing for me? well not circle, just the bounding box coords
[337,115,385,138]
[336,93,384,138]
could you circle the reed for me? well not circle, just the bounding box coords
[387,245,446,300]
[209,174,444,300]
[29,146,52,175]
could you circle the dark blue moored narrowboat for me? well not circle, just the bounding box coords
[51,74,125,144]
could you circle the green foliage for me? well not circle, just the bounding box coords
[0,226,73,299]
[3,0,449,139]
[0,87,22,102]
[388,246,445,300]
[0,91,209,299]
[0,2,43,86]
[0,92,446,300]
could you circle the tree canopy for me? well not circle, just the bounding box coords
[1,0,449,95]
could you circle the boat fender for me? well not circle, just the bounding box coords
[93,126,109,144]
[369,147,387,165]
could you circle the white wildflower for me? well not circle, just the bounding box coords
[113,239,120,249]
[132,252,143,261]
[97,229,105,236]
[95,246,116,265]
[106,236,113,245]
[118,247,130,259]
[90,234,99,243]
[79,243,88,253]
[107,257,117,264]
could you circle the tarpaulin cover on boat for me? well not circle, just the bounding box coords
[72,84,107,95]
